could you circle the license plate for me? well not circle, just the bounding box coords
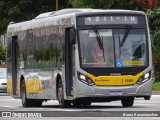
[109,91,123,96]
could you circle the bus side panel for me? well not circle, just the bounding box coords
[7,14,76,101]
[17,25,66,100]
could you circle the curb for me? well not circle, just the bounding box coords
[152,91,160,95]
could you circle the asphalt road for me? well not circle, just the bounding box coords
[0,93,159,119]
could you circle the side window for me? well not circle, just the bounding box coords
[26,30,34,69]
[50,33,57,68]
[56,36,64,67]
[44,36,50,68]
[43,27,52,68]
[34,29,43,68]
[18,31,26,69]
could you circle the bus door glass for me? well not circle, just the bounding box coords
[11,36,18,95]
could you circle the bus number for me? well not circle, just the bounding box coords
[121,79,133,83]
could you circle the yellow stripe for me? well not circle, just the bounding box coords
[7,80,12,93]
[25,79,42,93]
[123,61,144,66]
[87,72,143,86]
[7,79,42,93]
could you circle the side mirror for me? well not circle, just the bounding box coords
[69,28,76,44]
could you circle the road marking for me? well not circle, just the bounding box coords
[0,105,17,109]
[0,95,159,110]
[151,95,160,97]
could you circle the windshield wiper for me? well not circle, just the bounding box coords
[93,26,103,50]
[120,25,131,47]
[93,26,105,61]
[118,33,121,56]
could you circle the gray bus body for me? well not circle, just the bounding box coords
[7,9,152,107]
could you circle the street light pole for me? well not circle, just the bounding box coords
[56,0,58,11]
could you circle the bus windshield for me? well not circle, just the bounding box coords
[79,28,147,68]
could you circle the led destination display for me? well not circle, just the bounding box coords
[77,15,145,26]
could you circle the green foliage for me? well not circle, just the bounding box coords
[0,0,71,35]
[152,82,160,91]
[152,48,160,82]
[147,8,160,48]
[0,44,6,62]
[69,0,142,10]
[147,8,160,82]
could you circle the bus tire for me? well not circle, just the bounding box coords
[57,80,71,108]
[73,100,82,107]
[144,96,150,100]
[33,100,42,107]
[82,102,91,106]
[73,101,91,107]
[121,97,134,107]
[21,80,32,107]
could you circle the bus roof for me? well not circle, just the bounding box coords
[7,9,145,33]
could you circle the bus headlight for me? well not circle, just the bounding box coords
[144,73,149,79]
[136,72,151,85]
[78,73,95,86]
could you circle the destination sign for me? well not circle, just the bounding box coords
[84,16,138,25]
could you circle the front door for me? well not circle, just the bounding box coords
[65,28,74,96]
[12,36,18,95]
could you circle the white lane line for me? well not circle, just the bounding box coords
[0,95,159,110]
[151,95,160,98]
[0,105,18,109]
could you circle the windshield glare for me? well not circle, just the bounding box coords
[79,28,147,68]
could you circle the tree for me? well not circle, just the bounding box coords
[0,44,6,62]
[69,0,142,10]
[138,0,160,9]
[147,8,160,82]
[0,0,71,35]
[147,8,160,48]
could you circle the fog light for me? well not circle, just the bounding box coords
[139,78,143,82]
[88,79,95,86]
[137,78,143,84]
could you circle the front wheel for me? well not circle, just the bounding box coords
[121,97,134,107]
[57,80,71,108]
[21,80,32,107]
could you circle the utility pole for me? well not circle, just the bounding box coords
[56,0,58,11]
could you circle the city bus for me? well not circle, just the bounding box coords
[7,9,152,108]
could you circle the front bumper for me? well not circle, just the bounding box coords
[75,77,152,100]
